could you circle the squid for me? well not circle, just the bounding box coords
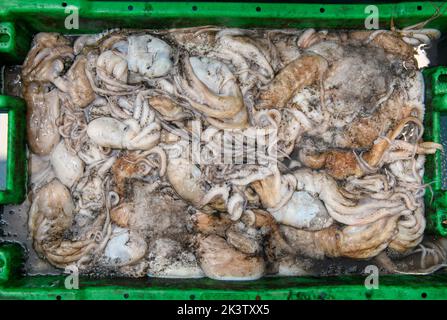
[281,216,400,260]
[257,54,328,109]
[175,55,248,129]
[87,117,161,151]
[299,117,442,180]
[28,179,107,268]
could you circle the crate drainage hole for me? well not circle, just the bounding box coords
[190,294,195,300]
[192,6,197,11]
[256,7,261,12]
[417,5,422,11]
[56,295,62,300]
[61,2,67,7]
[320,8,325,13]
[123,293,129,299]
[438,74,447,83]
[0,33,10,44]
[128,5,133,11]
[421,292,427,299]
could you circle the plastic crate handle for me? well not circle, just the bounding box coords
[424,67,447,236]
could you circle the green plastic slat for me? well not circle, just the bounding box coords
[2,274,447,300]
[424,67,447,236]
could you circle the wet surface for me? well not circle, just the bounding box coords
[0,201,61,275]
[1,65,23,98]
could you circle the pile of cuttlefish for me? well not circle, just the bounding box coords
[21,26,445,279]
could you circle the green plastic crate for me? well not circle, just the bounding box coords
[1,0,447,300]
